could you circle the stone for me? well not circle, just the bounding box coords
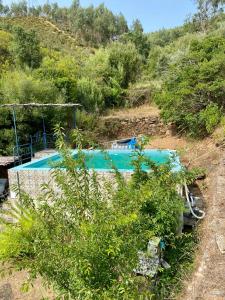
[134,238,161,277]
[216,234,225,254]
[209,290,225,296]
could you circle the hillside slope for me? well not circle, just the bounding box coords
[0,16,93,54]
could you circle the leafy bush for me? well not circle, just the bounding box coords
[155,35,225,137]
[107,42,141,89]
[35,55,79,103]
[75,110,98,131]
[83,48,110,84]
[76,77,104,112]
[155,232,198,299]
[0,70,62,103]
[0,29,12,67]
[0,126,14,155]
[11,26,42,69]
[199,103,222,134]
[84,48,124,107]
[0,130,196,299]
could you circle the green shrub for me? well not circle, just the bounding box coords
[0,29,12,68]
[84,48,124,107]
[107,42,141,89]
[11,26,42,69]
[0,130,196,299]
[0,70,62,103]
[155,35,225,137]
[76,77,104,112]
[199,103,222,134]
[0,203,37,261]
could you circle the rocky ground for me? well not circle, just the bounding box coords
[180,152,225,300]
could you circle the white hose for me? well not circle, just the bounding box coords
[189,193,195,207]
[184,183,206,220]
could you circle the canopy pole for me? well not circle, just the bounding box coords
[73,107,76,129]
[42,111,47,149]
[12,106,19,157]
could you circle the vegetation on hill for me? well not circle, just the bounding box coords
[1,1,222,298]
[0,1,225,152]
[0,0,128,47]
[146,0,225,137]
[0,4,145,154]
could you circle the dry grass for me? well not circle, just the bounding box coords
[147,134,219,170]
[0,266,55,300]
[0,16,91,55]
[103,104,160,119]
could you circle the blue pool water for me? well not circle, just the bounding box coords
[12,150,181,172]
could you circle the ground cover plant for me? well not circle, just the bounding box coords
[0,130,198,299]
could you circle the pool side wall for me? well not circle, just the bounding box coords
[8,168,133,199]
[8,149,181,199]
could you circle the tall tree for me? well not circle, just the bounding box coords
[71,0,80,10]
[121,19,150,60]
[0,0,4,15]
[42,3,51,17]
[194,0,225,31]
[10,0,28,16]
[11,27,42,69]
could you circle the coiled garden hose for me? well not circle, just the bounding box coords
[184,183,206,220]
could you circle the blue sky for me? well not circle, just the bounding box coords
[3,0,197,32]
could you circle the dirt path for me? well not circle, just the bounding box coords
[0,269,54,300]
[103,104,160,119]
[180,151,225,300]
[148,135,225,299]
[41,18,78,43]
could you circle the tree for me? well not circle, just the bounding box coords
[0,0,4,15]
[71,0,80,10]
[11,27,42,69]
[193,0,225,31]
[42,3,51,16]
[108,42,141,89]
[0,30,12,68]
[121,19,150,60]
[116,13,128,35]
[50,2,59,20]
[10,0,28,16]
[29,5,42,17]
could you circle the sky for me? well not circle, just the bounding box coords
[3,0,197,32]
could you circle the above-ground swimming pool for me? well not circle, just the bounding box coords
[8,149,182,198]
[11,149,181,172]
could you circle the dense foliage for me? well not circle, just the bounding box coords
[145,1,225,137]
[0,13,143,154]
[0,130,197,299]
[155,36,225,137]
[2,0,225,154]
[0,0,128,46]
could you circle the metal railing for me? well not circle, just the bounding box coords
[30,132,56,152]
[13,132,57,165]
[13,143,33,166]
